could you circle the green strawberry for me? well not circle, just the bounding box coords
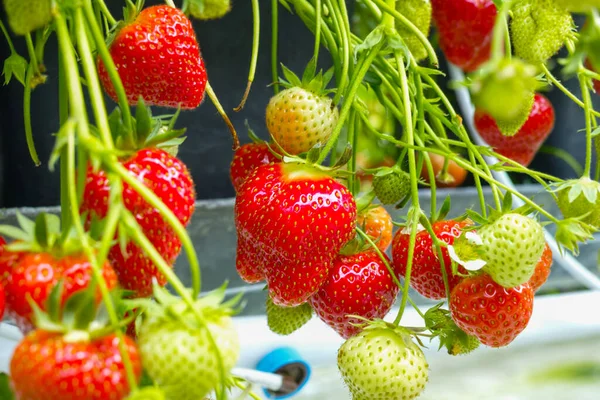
[188,0,231,20]
[395,0,433,62]
[471,58,539,136]
[556,178,600,228]
[266,295,313,335]
[372,166,411,205]
[555,0,600,13]
[511,0,574,64]
[337,323,429,400]
[3,0,52,36]
[137,286,240,400]
[479,213,546,288]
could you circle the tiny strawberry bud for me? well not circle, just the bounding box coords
[372,167,411,205]
[188,0,231,20]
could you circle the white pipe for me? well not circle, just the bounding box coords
[231,367,284,392]
[448,64,600,290]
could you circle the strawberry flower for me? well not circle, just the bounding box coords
[447,231,486,271]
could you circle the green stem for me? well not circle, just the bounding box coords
[165,0,176,7]
[25,34,41,76]
[331,0,351,104]
[75,7,114,149]
[490,0,511,62]
[65,124,139,392]
[542,64,600,118]
[23,64,41,166]
[579,73,593,178]
[0,19,17,53]
[83,0,135,142]
[234,0,260,111]
[314,0,322,64]
[58,52,71,231]
[347,109,358,195]
[394,55,420,324]
[96,0,117,26]
[272,0,280,94]
[111,163,202,297]
[317,40,384,164]
[205,81,240,150]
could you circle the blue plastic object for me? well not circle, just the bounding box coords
[256,347,311,399]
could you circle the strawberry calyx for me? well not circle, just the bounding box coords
[277,58,336,98]
[28,281,132,341]
[107,99,187,157]
[424,303,480,356]
[0,212,91,258]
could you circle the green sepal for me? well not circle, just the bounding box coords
[28,291,65,333]
[332,144,353,169]
[280,63,302,87]
[354,25,385,62]
[0,373,15,400]
[501,192,513,213]
[135,97,153,143]
[555,219,596,255]
[3,52,28,86]
[62,286,98,331]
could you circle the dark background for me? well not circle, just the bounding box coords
[0,1,594,208]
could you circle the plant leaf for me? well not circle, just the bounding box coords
[135,97,153,143]
[3,53,28,86]
[0,373,15,400]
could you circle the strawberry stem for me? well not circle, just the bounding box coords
[23,60,41,166]
[490,0,511,62]
[541,64,600,119]
[205,81,240,150]
[271,0,280,94]
[0,19,17,54]
[234,0,260,112]
[579,72,594,178]
[313,0,322,66]
[95,0,117,26]
[329,0,351,104]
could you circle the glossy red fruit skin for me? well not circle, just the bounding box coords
[449,274,534,348]
[309,250,398,339]
[432,0,497,72]
[81,148,196,297]
[235,163,357,306]
[528,243,552,292]
[230,143,279,193]
[474,94,555,167]
[10,331,142,400]
[0,283,4,321]
[392,220,470,300]
[4,253,118,334]
[98,5,207,109]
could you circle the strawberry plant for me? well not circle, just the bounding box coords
[0,0,599,399]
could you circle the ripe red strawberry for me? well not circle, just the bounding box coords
[449,273,534,347]
[230,142,279,193]
[81,148,196,297]
[392,220,470,300]
[10,331,141,400]
[235,235,265,283]
[3,252,118,333]
[309,250,398,339]
[528,243,552,292]
[474,93,555,166]
[235,162,357,306]
[431,0,497,72]
[356,205,393,252]
[98,5,208,109]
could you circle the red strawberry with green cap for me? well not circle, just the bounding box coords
[98,5,208,109]
[0,214,119,333]
[9,283,142,400]
[234,162,357,306]
[309,250,398,339]
[337,322,429,400]
[511,0,574,64]
[81,148,196,297]
[266,64,339,155]
[431,0,497,72]
[449,273,534,347]
[392,219,471,300]
[230,142,280,193]
[471,58,540,136]
[474,93,555,166]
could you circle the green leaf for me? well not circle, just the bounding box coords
[354,26,384,62]
[280,64,302,87]
[34,213,60,248]
[62,287,97,330]
[437,196,452,222]
[332,144,353,168]
[0,373,15,400]
[302,57,318,86]
[0,225,30,241]
[591,126,600,138]
[16,212,35,236]
[135,97,153,143]
[3,53,28,86]
[322,67,335,88]
[46,280,65,323]
[305,143,323,163]
[465,209,488,225]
